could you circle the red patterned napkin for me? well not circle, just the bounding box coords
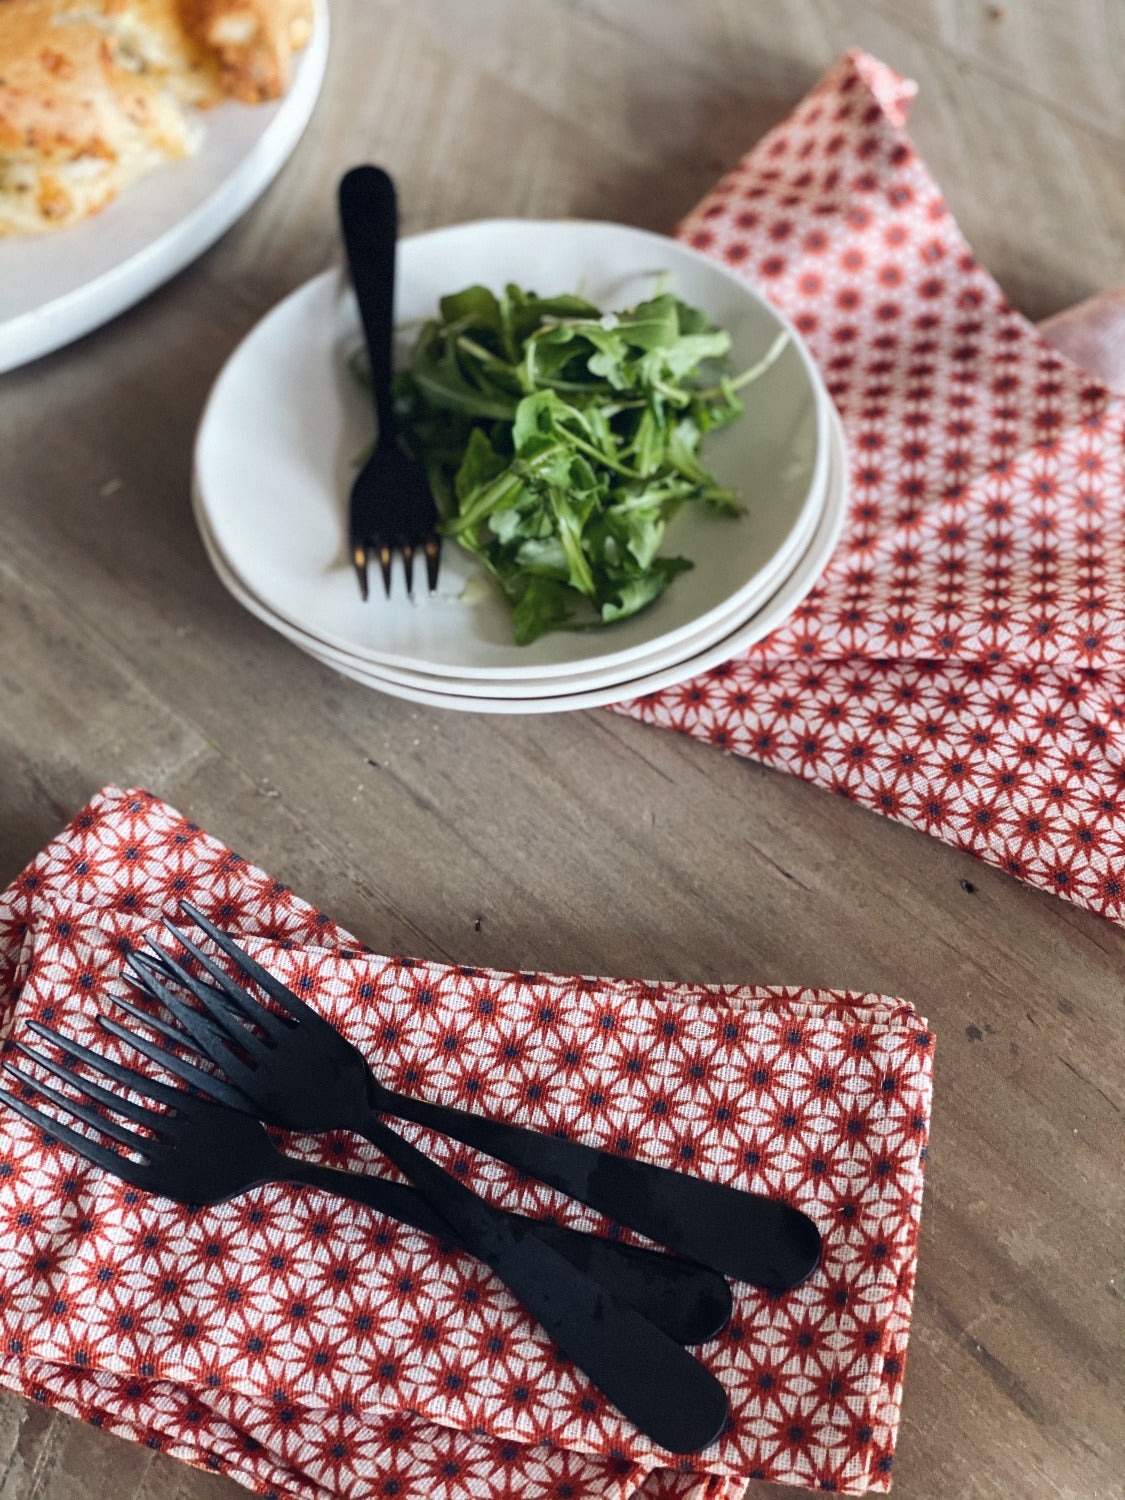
[0,787,934,1497]
[623,50,1125,926]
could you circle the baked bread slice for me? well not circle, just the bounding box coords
[0,0,313,235]
[0,0,201,235]
[178,0,312,103]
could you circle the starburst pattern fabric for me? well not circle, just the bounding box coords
[0,787,934,1496]
[620,50,1125,925]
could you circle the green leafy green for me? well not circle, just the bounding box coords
[382,280,788,644]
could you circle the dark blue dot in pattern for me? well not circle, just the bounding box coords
[290,1304,305,1321]
[487,1337,503,1354]
[752,1068,769,1085]
[248,1338,264,1353]
[723,1022,739,1041]
[379,1362,396,1379]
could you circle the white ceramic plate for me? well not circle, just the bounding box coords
[195,429,827,697]
[194,401,847,712]
[196,399,828,696]
[193,221,829,679]
[0,0,329,374]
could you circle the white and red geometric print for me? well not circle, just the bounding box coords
[0,787,934,1497]
[622,51,1125,926]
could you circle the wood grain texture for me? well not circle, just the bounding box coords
[1,1,1123,1496]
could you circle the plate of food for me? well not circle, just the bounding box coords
[193,217,831,680]
[0,0,329,372]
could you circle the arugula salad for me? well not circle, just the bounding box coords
[377,282,787,644]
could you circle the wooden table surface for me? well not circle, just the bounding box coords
[2,2,1123,1497]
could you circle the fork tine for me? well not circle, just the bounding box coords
[13,1041,168,1131]
[401,543,415,596]
[378,542,393,598]
[156,924,289,1042]
[179,902,310,1023]
[352,542,370,603]
[94,1012,255,1101]
[1,1060,155,1153]
[115,978,219,1059]
[129,947,272,1060]
[97,999,253,1110]
[26,1020,186,1110]
[0,1083,151,1183]
[424,536,441,594]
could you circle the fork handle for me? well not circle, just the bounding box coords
[370,1085,821,1290]
[354,1116,728,1452]
[284,1158,729,1347]
[339,165,398,448]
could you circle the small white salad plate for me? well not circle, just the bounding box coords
[0,0,329,374]
[194,402,848,713]
[193,218,831,681]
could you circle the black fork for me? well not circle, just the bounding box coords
[0,1023,726,1344]
[340,165,440,599]
[0,1026,730,1453]
[131,901,821,1291]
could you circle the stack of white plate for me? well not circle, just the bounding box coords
[193,221,847,714]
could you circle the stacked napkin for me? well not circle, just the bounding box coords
[0,787,934,1497]
[624,50,1125,928]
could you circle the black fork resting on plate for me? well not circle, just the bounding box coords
[340,164,440,599]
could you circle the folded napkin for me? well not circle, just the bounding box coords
[0,787,934,1497]
[622,50,1125,927]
